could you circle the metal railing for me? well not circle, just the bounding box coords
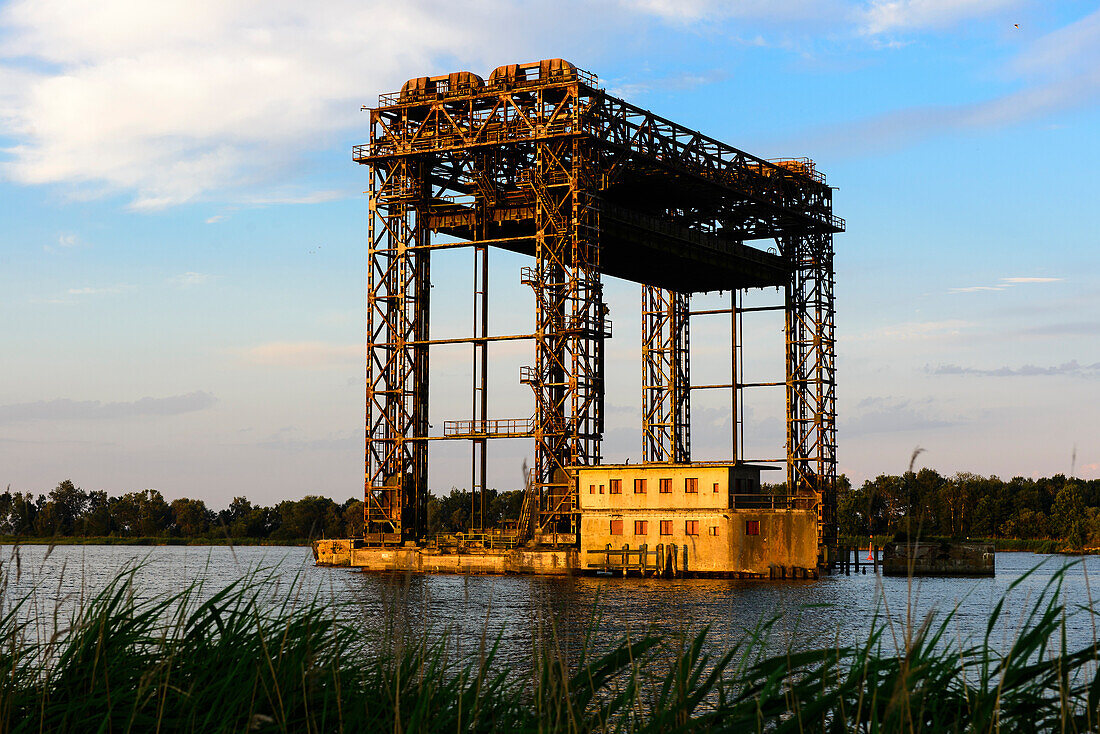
[431,530,521,550]
[731,494,819,511]
[442,417,535,438]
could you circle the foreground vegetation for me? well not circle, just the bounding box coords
[2,561,1099,732]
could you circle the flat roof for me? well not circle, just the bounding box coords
[574,462,780,471]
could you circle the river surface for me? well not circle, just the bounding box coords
[3,545,1098,666]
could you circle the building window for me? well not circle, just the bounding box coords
[745,520,760,536]
[660,520,673,536]
[685,520,699,535]
[659,478,672,494]
[634,478,647,494]
[589,484,595,495]
[685,478,698,493]
[610,519,623,535]
[708,526,719,536]
[713,482,720,493]
[634,520,648,535]
[609,479,622,494]
[599,484,605,494]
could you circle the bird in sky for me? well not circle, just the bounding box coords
[1014,23,1019,29]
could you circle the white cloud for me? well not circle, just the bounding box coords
[949,276,1062,293]
[0,0,577,208]
[809,8,1100,153]
[931,361,1100,378]
[0,391,217,423]
[950,285,1006,293]
[243,190,347,206]
[848,319,973,342]
[860,0,1022,35]
[242,341,362,368]
[620,0,843,24]
[205,215,227,224]
[43,232,85,252]
[67,285,124,296]
[621,0,720,22]
[842,396,960,436]
[170,272,216,287]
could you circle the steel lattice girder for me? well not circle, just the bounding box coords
[641,287,690,464]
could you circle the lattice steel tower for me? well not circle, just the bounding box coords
[355,59,842,555]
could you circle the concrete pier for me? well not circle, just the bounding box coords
[881,541,995,576]
[314,540,577,575]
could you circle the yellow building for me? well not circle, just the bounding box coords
[576,463,819,578]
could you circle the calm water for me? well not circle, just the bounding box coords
[3,545,1098,665]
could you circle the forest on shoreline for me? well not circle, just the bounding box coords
[2,469,1098,548]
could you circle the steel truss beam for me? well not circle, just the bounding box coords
[641,287,690,463]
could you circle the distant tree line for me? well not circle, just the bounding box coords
[0,480,364,541]
[7,472,1098,546]
[0,481,526,542]
[836,470,1100,548]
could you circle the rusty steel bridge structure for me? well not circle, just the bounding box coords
[355,59,842,557]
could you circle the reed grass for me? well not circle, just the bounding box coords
[1,555,1098,732]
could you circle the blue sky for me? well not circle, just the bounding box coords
[2,0,1099,506]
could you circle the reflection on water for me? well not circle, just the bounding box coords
[4,545,1098,666]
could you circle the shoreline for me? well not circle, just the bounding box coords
[0,536,311,547]
[2,536,1094,554]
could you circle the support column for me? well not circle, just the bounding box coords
[641,287,690,463]
[525,138,604,537]
[783,232,836,554]
[364,158,430,543]
[470,242,488,531]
